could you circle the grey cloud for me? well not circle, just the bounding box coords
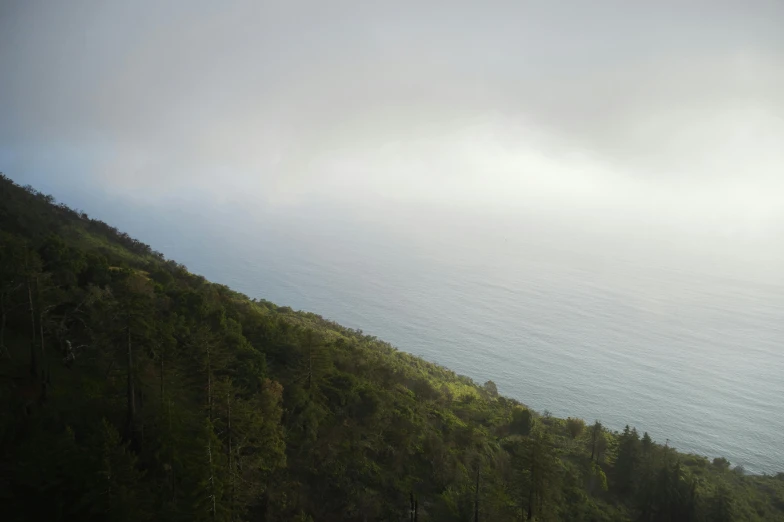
[1,0,783,235]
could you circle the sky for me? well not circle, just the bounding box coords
[1,1,783,276]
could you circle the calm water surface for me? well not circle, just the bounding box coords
[36,184,784,475]
[131,208,784,475]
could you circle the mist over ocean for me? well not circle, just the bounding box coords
[71,192,782,476]
[4,5,784,521]
[3,0,783,474]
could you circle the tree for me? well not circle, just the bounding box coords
[82,419,149,521]
[194,418,229,522]
[712,457,731,472]
[238,379,288,520]
[708,483,737,522]
[0,232,32,358]
[99,269,155,448]
[38,234,86,288]
[595,430,608,464]
[189,325,224,422]
[638,459,697,522]
[641,432,653,454]
[295,329,332,402]
[510,408,534,436]
[509,429,560,520]
[31,237,85,388]
[474,465,480,522]
[2,175,783,522]
[615,425,641,496]
[151,316,177,410]
[482,380,498,398]
[588,420,603,462]
[565,417,585,440]
[589,461,608,494]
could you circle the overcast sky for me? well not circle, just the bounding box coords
[1,1,783,266]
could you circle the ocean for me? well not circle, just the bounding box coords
[125,200,783,475]
[28,183,784,475]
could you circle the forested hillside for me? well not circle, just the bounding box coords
[1,174,782,521]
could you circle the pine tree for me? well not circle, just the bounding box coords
[709,483,737,522]
[588,420,603,463]
[0,232,31,359]
[83,419,149,521]
[615,425,641,496]
[192,418,229,521]
[112,270,155,448]
[510,429,560,520]
[296,329,331,399]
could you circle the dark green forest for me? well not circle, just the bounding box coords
[0,174,782,521]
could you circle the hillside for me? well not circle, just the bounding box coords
[1,173,782,521]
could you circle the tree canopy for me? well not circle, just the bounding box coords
[1,173,782,521]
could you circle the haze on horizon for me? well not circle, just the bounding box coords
[1,1,783,281]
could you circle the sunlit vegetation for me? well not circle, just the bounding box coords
[1,174,782,521]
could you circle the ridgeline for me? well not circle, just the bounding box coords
[1,174,782,521]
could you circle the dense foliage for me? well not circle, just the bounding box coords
[1,174,782,521]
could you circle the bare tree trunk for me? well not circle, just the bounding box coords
[263,480,272,521]
[227,389,234,520]
[169,399,177,505]
[126,324,137,443]
[37,276,48,393]
[538,491,543,520]
[308,347,313,390]
[27,281,37,378]
[208,432,217,520]
[207,346,212,422]
[104,360,115,380]
[1,283,23,360]
[475,467,480,522]
[590,422,601,463]
[0,308,8,359]
[39,307,47,400]
[160,350,165,409]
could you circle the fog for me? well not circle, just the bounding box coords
[1,1,783,280]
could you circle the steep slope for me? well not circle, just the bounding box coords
[1,173,782,521]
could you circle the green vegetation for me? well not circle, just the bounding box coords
[1,174,782,521]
